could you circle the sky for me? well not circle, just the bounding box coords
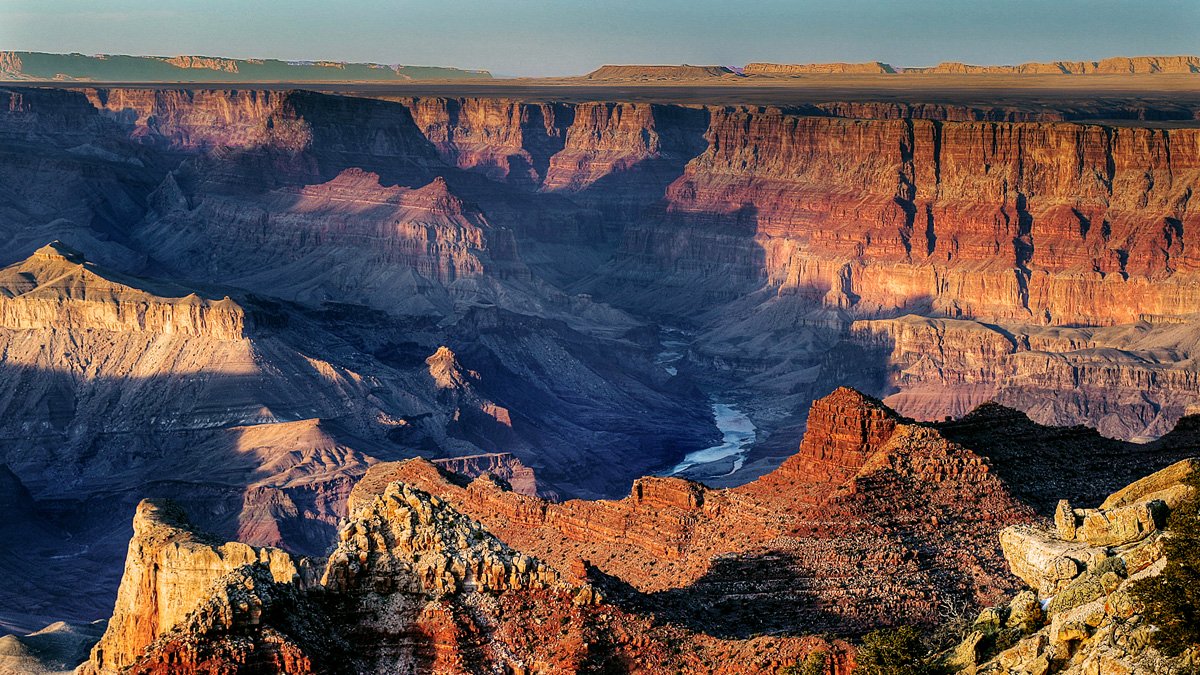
[1,0,1197,77]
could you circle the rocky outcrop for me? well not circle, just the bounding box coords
[356,388,1037,637]
[432,452,543,497]
[853,314,1200,438]
[402,97,572,186]
[323,481,560,596]
[760,387,901,488]
[80,481,835,674]
[949,459,1199,675]
[79,500,309,675]
[0,242,245,339]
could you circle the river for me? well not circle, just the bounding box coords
[655,328,758,478]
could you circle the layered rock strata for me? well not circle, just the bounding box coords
[80,486,838,674]
[0,241,244,339]
[949,459,1199,675]
[356,388,1037,636]
[79,500,310,675]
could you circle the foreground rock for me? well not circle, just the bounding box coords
[949,459,1200,675]
[77,487,840,674]
[356,388,1039,636]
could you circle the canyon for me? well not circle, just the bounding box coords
[0,70,1198,670]
[46,388,1200,674]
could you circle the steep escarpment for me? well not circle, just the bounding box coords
[77,387,1200,674]
[6,83,1200,651]
[597,106,1200,440]
[401,96,573,185]
[650,109,1200,326]
[0,241,244,339]
[853,314,1200,438]
[358,388,1038,637]
[80,487,838,675]
[79,500,310,675]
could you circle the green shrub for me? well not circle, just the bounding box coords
[779,650,827,675]
[856,626,941,675]
[1130,471,1200,656]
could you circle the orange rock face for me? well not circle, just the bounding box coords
[357,388,1038,638]
[65,388,1200,674]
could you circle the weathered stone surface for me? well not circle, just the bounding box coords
[1100,457,1199,510]
[356,389,1036,638]
[79,484,845,675]
[1075,501,1162,547]
[0,242,244,339]
[78,500,307,675]
[952,457,1200,675]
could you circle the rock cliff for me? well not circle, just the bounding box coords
[79,483,838,674]
[5,82,1200,645]
[948,459,1199,675]
[0,241,245,339]
[17,88,1199,443]
[79,500,310,675]
[355,388,1038,637]
[76,387,1200,674]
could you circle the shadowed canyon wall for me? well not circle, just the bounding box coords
[3,84,1200,638]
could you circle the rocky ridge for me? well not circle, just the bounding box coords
[78,482,839,674]
[0,241,244,339]
[71,388,1200,674]
[352,388,1041,636]
[948,459,1200,675]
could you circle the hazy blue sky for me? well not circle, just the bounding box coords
[1,0,1196,77]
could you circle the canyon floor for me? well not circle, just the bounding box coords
[1,72,1199,671]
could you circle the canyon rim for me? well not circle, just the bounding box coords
[2,2,1200,673]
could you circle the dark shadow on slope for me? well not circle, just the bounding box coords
[936,404,1200,515]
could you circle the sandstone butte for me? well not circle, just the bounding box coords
[72,387,1200,674]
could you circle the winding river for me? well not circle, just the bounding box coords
[656,328,758,478]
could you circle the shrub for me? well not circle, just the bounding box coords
[779,651,827,675]
[1130,471,1200,656]
[856,626,941,675]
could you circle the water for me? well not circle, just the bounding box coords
[654,329,690,377]
[654,327,757,478]
[669,402,757,476]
